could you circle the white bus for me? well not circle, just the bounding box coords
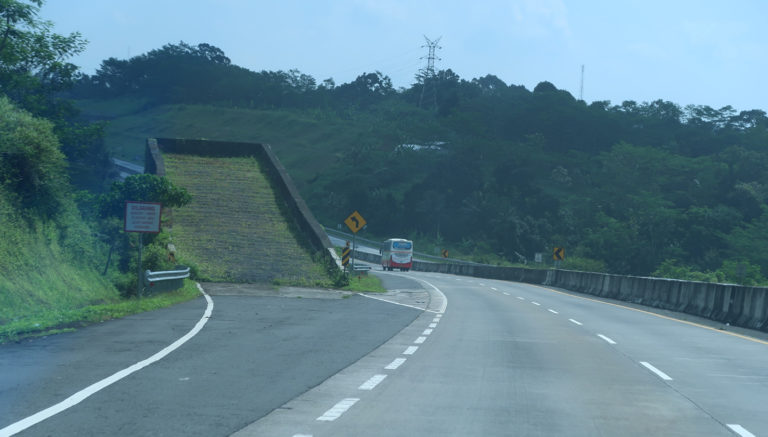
[381,238,413,271]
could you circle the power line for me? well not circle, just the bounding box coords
[418,35,442,109]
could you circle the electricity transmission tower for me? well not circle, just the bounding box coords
[418,36,442,109]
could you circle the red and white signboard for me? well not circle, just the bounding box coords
[124,201,162,233]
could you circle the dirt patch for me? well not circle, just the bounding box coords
[200,282,352,299]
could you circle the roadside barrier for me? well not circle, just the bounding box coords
[352,248,768,333]
[144,266,190,294]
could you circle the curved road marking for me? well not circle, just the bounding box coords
[0,284,214,437]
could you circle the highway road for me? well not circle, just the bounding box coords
[2,272,767,436]
[236,271,768,437]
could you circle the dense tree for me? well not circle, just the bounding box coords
[69,41,768,279]
[1,0,110,189]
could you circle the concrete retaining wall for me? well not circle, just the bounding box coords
[353,249,768,333]
[145,138,340,278]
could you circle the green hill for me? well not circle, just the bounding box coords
[78,101,361,184]
[71,43,768,279]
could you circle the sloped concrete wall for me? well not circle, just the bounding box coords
[145,138,337,282]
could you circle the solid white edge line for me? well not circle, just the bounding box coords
[358,374,387,390]
[359,276,448,315]
[316,398,359,421]
[358,293,435,313]
[0,284,214,437]
[597,334,616,345]
[640,361,673,381]
[569,319,583,326]
[727,424,756,437]
[415,278,448,314]
[385,358,407,370]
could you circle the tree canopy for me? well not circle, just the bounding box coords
[71,42,768,279]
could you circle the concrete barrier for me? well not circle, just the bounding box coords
[355,248,768,333]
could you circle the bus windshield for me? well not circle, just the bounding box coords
[392,241,412,250]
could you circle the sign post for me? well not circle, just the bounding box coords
[342,241,351,272]
[344,211,367,270]
[125,201,162,297]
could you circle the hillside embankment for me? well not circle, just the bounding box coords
[146,138,340,284]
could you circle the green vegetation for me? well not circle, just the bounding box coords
[1,279,200,343]
[0,2,202,342]
[162,154,332,284]
[342,274,387,293]
[71,41,768,280]
[1,0,110,190]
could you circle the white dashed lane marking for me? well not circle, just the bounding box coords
[548,309,559,314]
[403,346,418,355]
[569,319,583,326]
[597,334,616,345]
[640,361,673,381]
[316,398,359,421]
[422,329,433,335]
[428,323,437,328]
[727,424,756,437]
[414,336,427,344]
[532,301,541,306]
[385,358,407,370]
[359,374,387,391]
[517,297,525,300]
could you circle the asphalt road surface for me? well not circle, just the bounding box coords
[3,272,767,437]
[0,281,421,437]
[235,271,768,437]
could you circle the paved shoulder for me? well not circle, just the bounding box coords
[1,284,422,437]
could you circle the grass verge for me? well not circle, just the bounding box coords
[0,279,201,344]
[341,273,387,293]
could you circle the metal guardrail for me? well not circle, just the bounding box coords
[144,266,190,293]
[352,264,372,272]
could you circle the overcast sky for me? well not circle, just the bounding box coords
[42,0,767,112]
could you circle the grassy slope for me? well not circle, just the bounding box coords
[81,102,358,187]
[0,194,117,318]
[163,154,328,284]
